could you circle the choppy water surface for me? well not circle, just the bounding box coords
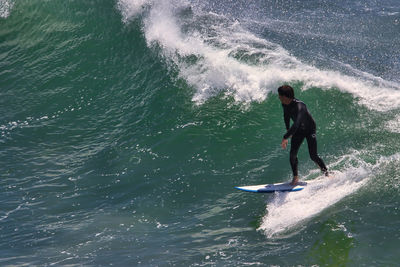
[1,0,400,265]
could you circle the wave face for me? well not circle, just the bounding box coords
[118,0,400,111]
[1,0,400,266]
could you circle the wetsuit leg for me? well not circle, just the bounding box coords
[289,133,305,177]
[306,133,328,173]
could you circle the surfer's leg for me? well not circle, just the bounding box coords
[306,133,328,175]
[290,133,305,177]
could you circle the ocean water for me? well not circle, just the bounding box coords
[1,0,400,266]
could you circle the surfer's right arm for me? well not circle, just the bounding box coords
[281,138,288,149]
[283,106,290,131]
[283,101,305,139]
[281,105,291,149]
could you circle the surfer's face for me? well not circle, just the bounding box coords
[279,94,292,105]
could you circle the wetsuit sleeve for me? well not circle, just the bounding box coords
[283,106,290,131]
[283,102,305,139]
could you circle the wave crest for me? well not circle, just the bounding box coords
[118,0,400,111]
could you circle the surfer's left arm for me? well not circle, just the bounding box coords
[281,105,291,149]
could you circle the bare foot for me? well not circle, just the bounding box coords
[290,176,299,186]
[325,171,335,178]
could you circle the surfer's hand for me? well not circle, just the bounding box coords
[281,138,288,149]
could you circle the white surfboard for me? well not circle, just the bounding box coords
[235,181,308,193]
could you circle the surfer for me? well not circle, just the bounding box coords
[278,85,328,185]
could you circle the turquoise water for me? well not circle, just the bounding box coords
[1,0,400,266]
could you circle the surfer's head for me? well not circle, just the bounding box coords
[278,85,294,105]
[278,85,294,99]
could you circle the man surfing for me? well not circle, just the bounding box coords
[278,85,329,185]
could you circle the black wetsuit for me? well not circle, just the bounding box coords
[282,99,327,176]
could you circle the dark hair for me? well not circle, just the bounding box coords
[278,85,294,99]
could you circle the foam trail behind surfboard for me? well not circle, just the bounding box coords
[258,166,369,238]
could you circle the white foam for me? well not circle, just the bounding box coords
[258,150,400,238]
[386,114,400,133]
[117,0,153,22]
[258,168,369,238]
[118,0,400,111]
[0,0,14,18]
